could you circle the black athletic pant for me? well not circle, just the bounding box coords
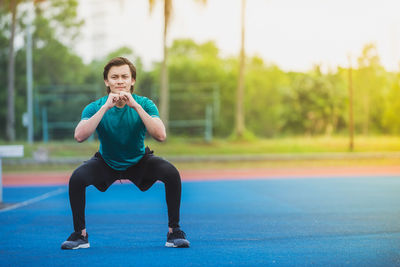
[68,147,181,232]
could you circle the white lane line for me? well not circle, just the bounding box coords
[0,187,67,213]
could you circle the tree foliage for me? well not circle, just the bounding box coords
[0,0,85,139]
[1,0,399,141]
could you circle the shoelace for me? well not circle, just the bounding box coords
[67,232,82,241]
[67,232,87,241]
[170,229,186,239]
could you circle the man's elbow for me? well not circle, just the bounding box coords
[74,136,85,143]
[74,132,86,143]
[155,131,167,142]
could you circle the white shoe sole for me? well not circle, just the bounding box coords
[165,242,176,247]
[165,241,189,248]
[72,243,90,249]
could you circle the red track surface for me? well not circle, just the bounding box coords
[3,166,400,186]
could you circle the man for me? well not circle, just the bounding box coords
[61,57,189,249]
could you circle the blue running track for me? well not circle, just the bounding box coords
[1,176,400,266]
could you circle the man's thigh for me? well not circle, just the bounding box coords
[125,153,175,192]
[72,152,117,192]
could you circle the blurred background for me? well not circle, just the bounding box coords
[1,0,400,170]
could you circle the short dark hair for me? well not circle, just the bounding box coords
[103,57,136,93]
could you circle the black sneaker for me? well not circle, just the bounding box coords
[61,232,90,250]
[165,228,190,248]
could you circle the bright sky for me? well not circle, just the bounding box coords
[76,0,400,72]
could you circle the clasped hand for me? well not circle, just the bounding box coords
[106,92,137,109]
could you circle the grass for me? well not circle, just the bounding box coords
[3,157,400,173]
[2,135,400,158]
[2,135,400,173]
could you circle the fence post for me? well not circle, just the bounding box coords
[205,105,213,142]
[42,107,48,143]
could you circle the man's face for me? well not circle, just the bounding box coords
[104,64,135,94]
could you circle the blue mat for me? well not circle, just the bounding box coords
[1,177,400,266]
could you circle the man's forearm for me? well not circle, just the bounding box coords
[134,105,166,142]
[74,105,108,142]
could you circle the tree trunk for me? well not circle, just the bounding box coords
[160,0,170,132]
[363,90,369,135]
[235,0,246,137]
[348,58,354,151]
[7,0,17,141]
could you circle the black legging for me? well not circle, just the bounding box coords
[68,148,181,232]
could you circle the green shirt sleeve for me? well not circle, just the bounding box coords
[81,102,97,120]
[142,97,159,118]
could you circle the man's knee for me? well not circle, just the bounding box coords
[161,162,181,184]
[69,167,88,188]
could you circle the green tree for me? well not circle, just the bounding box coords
[163,39,226,136]
[354,43,388,135]
[31,0,83,85]
[245,57,289,137]
[1,0,85,140]
[4,0,19,141]
[282,66,347,136]
[382,72,400,134]
[0,6,11,140]
[148,0,207,132]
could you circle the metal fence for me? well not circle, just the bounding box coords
[34,83,220,142]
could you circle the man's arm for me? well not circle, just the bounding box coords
[135,104,166,142]
[120,92,166,142]
[74,93,120,143]
[74,105,108,142]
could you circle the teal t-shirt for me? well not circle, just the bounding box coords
[81,94,159,170]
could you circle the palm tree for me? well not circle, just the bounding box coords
[347,54,354,151]
[235,0,246,137]
[6,0,17,141]
[148,0,207,131]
